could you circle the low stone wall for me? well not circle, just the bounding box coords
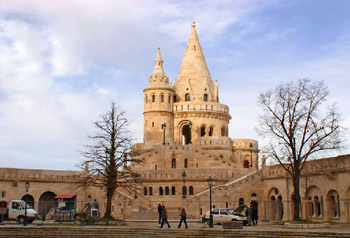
[284,223,330,229]
[222,221,243,229]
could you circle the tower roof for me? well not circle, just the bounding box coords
[176,21,211,82]
[152,47,165,75]
[174,22,214,102]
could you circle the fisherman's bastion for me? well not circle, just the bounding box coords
[1,22,350,224]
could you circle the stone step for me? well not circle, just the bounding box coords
[0,227,350,238]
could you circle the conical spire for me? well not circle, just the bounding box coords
[177,21,211,81]
[152,47,165,75]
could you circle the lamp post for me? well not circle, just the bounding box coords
[161,123,166,145]
[207,176,214,228]
[188,121,192,144]
[249,143,253,167]
[133,173,138,199]
[182,171,186,199]
[24,180,30,226]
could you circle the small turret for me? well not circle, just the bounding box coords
[143,48,174,145]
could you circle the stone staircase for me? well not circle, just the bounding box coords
[0,226,350,238]
[126,210,180,220]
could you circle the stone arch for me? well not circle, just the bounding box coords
[267,188,283,221]
[178,120,192,145]
[185,93,190,101]
[306,185,323,218]
[327,189,340,218]
[38,191,56,219]
[21,194,34,209]
[208,126,214,136]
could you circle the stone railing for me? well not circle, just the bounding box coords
[173,102,229,114]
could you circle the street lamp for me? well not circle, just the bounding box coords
[188,121,192,144]
[161,123,166,145]
[133,173,138,199]
[249,143,253,167]
[207,176,214,228]
[182,171,186,198]
[24,180,30,226]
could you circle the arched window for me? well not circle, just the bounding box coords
[160,94,164,102]
[172,159,176,169]
[203,94,208,102]
[239,198,244,206]
[209,126,213,136]
[184,159,188,168]
[243,160,249,168]
[144,187,147,196]
[152,95,155,102]
[201,126,206,137]
[221,126,226,136]
[168,95,171,103]
[185,93,190,101]
[182,186,187,196]
[149,187,153,196]
[189,186,194,195]
[171,186,176,195]
[173,95,177,102]
[159,187,163,196]
[165,187,170,195]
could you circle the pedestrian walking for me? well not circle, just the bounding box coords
[245,205,252,226]
[178,208,188,229]
[252,207,258,225]
[157,204,163,224]
[160,205,170,228]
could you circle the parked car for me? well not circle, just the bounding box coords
[0,200,38,223]
[202,207,247,225]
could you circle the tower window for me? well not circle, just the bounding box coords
[209,127,213,136]
[144,187,147,196]
[173,95,177,102]
[145,95,148,103]
[152,95,155,102]
[171,186,176,195]
[184,159,188,168]
[185,93,190,101]
[159,187,163,195]
[168,95,171,103]
[161,94,164,102]
[149,187,153,196]
[201,126,206,137]
[165,187,170,195]
[172,159,176,169]
[189,186,194,195]
[204,94,208,102]
[152,122,154,127]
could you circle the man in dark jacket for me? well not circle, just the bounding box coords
[157,204,163,224]
[178,208,188,228]
[160,205,170,228]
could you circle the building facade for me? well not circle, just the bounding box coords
[0,22,349,223]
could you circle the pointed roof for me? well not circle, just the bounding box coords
[152,47,165,75]
[176,21,211,81]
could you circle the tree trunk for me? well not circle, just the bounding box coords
[292,171,301,221]
[104,189,113,219]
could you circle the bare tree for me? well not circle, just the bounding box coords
[80,101,141,220]
[258,78,345,221]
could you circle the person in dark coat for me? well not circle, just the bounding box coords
[178,208,188,229]
[160,205,170,228]
[157,204,163,224]
[252,207,258,225]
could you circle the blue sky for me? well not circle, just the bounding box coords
[0,0,349,170]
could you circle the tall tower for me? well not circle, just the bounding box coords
[143,48,174,145]
[173,22,231,145]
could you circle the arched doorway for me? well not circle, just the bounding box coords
[38,191,56,219]
[327,190,340,218]
[306,186,323,219]
[267,188,283,221]
[21,194,34,209]
[182,125,192,145]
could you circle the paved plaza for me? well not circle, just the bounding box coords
[1,220,350,237]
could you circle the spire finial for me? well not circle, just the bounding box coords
[152,47,164,75]
[192,21,195,29]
